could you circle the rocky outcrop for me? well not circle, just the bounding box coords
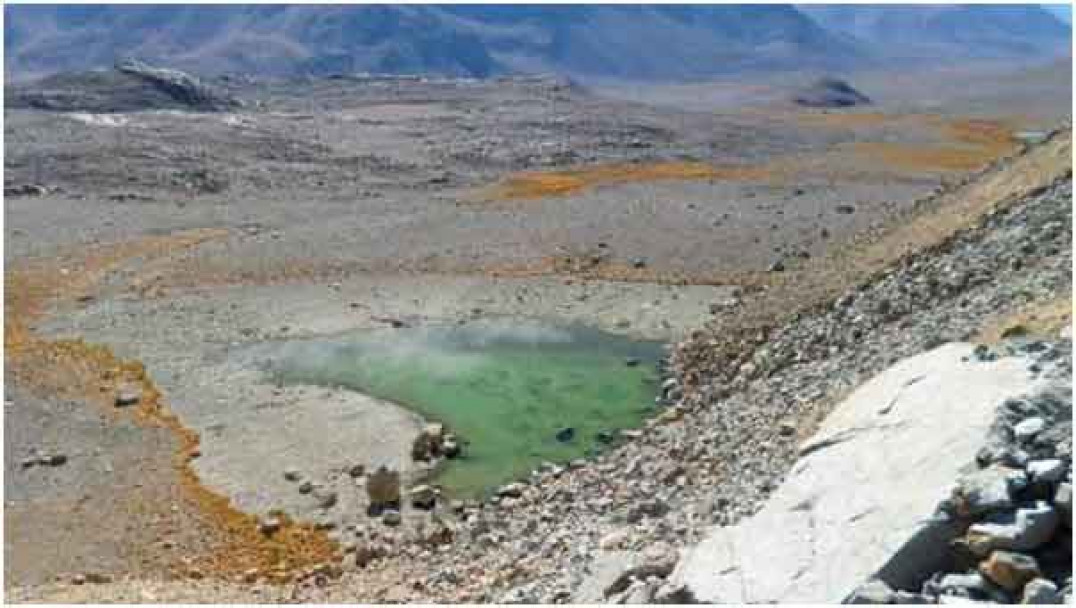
[114,59,242,112]
[792,76,872,108]
[845,378,1072,604]
[6,60,241,113]
[665,342,1062,603]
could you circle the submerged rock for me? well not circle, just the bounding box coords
[497,482,527,499]
[411,423,446,461]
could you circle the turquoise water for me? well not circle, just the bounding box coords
[261,320,663,497]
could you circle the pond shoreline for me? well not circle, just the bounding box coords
[259,318,667,499]
[39,272,730,544]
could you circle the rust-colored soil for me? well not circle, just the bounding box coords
[799,112,1022,174]
[484,160,770,200]
[846,140,1008,173]
[5,229,339,584]
[478,114,1025,205]
[793,111,905,129]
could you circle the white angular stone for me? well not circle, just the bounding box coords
[1027,459,1065,484]
[666,343,1048,603]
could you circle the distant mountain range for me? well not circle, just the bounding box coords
[797,5,1072,61]
[4,5,1071,81]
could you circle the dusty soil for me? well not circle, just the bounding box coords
[3,61,1070,601]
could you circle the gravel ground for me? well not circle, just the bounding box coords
[4,67,1070,601]
[292,138,1070,603]
[3,386,215,588]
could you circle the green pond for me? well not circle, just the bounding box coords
[260,320,663,497]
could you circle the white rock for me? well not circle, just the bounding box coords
[1026,459,1066,484]
[1022,578,1061,604]
[1054,482,1071,519]
[1014,417,1046,442]
[497,482,527,498]
[114,385,142,407]
[666,343,1048,603]
[599,529,630,550]
[258,517,282,534]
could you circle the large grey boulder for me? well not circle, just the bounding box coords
[666,343,1048,603]
[953,465,1025,516]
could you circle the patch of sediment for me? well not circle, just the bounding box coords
[475,114,1023,208]
[796,113,1022,174]
[4,228,340,584]
[482,160,770,200]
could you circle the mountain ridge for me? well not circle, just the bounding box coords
[4,4,1070,81]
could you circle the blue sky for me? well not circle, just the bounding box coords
[1044,4,1073,23]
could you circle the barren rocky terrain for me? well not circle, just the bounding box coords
[3,54,1072,603]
